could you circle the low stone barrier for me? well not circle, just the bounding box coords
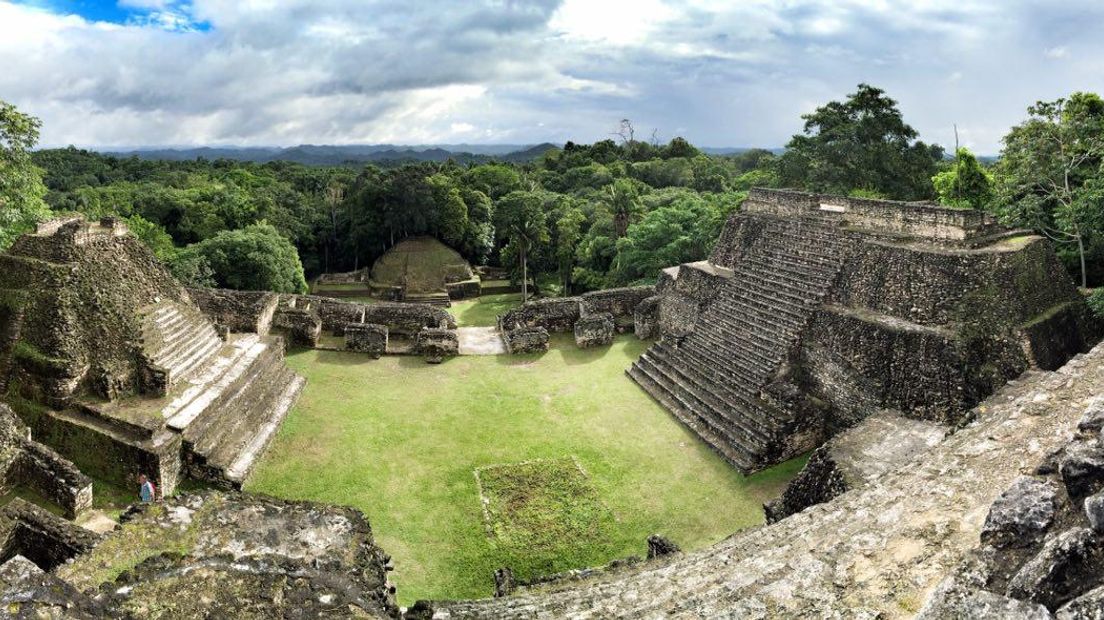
[344,324,387,358]
[574,313,615,348]
[416,328,459,363]
[499,297,580,333]
[503,327,549,354]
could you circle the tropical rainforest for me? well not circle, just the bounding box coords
[2,84,1102,299]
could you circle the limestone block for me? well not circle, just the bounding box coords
[1060,441,1104,498]
[416,328,458,364]
[1007,527,1100,609]
[981,476,1059,548]
[574,312,614,348]
[1057,584,1104,619]
[503,327,549,354]
[344,323,388,358]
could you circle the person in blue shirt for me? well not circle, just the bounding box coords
[137,473,156,503]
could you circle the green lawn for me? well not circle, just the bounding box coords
[247,335,805,604]
[446,293,522,327]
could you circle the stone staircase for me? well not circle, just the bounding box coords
[162,334,305,489]
[629,215,851,472]
[404,291,451,307]
[141,303,223,395]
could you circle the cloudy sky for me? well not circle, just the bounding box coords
[2,0,1102,153]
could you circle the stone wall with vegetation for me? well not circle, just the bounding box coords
[187,287,278,335]
[0,217,189,406]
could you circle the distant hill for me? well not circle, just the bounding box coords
[97,143,563,166]
[93,143,779,166]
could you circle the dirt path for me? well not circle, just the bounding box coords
[457,327,506,355]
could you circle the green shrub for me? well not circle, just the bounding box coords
[1088,288,1104,319]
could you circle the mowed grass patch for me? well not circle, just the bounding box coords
[247,334,806,604]
[447,293,522,327]
[476,457,617,579]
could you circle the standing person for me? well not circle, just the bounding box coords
[137,473,156,503]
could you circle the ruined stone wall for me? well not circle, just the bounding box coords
[742,187,1004,243]
[579,286,654,322]
[499,288,653,340]
[499,297,581,333]
[187,287,278,335]
[279,294,454,337]
[0,498,101,572]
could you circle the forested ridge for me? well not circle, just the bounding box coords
[3,84,1103,301]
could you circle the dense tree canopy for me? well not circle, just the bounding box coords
[777,84,944,200]
[171,223,309,293]
[993,93,1104,288]
[18,86,1104,294]
[0,100,50,250]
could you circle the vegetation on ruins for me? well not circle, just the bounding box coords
[248,335,805,602]
[775,84,945,201]
[0,101,51,250]
[932,148,994,210]
[993,93,1104,289]
[1088,288,1104,319]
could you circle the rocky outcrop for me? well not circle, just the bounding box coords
[921,389,1104,616]
[29,492,401,619]
[765,413,946,522]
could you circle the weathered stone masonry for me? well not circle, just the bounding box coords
[0,217,305,495]
[630,188,1100,473]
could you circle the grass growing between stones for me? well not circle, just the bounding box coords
[247,334,806,604]
[446,292,522,327]
[476,457,617,577]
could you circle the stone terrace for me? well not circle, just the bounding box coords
[631,188,1098,474]
[425,342,1104,618]
[0,217,304,494]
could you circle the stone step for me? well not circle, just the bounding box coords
[163,335,265,430]
[677,337,774,388]
[183,343,286,457]
[650,344,785,436]
[627,365,758,472]
[633,358,759,454]
[204,364,295,467]
[224,374,306,485]
[637,353,774,446]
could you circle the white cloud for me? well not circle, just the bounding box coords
[0,0,1103,152]
[1045,46,1069,59]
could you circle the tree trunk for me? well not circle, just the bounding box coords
[521,244,528,302]
[1078,233,1087,289]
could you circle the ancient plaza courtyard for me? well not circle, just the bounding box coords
[248,334,804,603]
